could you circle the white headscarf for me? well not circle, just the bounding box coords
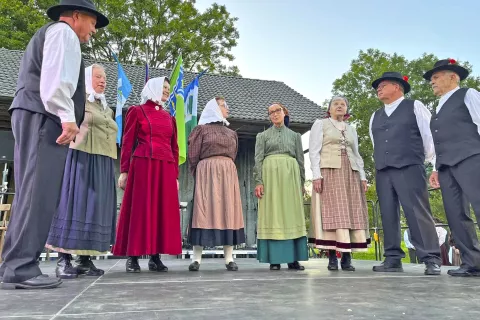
[85,65,108,110]
[140,76,168,105]
[198,98,230,126]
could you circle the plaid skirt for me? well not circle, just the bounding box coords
[308,151,370,252]
[319,152,368,230]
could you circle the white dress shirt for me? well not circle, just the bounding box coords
[403,229,415,250]
[369,96,437,169]
[309,118,366,181]
[436,226,447,247]
[40,23,82,123]
[436,86,480,136]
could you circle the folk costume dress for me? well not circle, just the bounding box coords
[112,77,182,262]
[254,123,308,266]
[308,118,370,253]
[45,65,118,278]
[187,98,245,271]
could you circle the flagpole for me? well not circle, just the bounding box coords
[197,68,208,78]
[145,40,149,84]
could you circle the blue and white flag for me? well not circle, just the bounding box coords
[112,52,132,146]
[183,75,199,137]
[183,69,207,152]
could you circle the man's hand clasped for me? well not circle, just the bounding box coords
[56,122,79,145]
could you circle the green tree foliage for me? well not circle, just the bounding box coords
[0,0,240,75]
[0,0,55,50]
[364,182,447,228]
[331,49,480,181]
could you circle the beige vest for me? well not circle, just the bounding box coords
[320,119,359,171]
[69,98,118,159]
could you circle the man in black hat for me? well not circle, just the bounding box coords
[0,0,109,289]
[426,59,480,277]
[369,72,442,275]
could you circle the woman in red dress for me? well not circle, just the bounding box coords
[112,76,181,272]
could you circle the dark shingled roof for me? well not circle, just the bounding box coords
[0,48,324,124]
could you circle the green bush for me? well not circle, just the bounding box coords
[353,241,410,263]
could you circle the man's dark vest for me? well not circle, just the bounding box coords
[430,88,480,169]
[9,21,85,127]
[372,99,424,170]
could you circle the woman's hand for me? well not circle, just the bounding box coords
[177,179,179,191]
[118,173,128,190]
[362,180,368,193]
[255,185,264,199]
[313,179,323,194]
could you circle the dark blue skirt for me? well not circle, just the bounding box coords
[46,149,117,252]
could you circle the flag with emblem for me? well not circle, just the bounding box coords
[111,52,132,146]
[167,55,186,165]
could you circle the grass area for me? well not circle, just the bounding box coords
[352,241,411,263]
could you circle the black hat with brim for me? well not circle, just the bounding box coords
[372,71,411,94]
[47,0,109,29]
[423,59,469,81]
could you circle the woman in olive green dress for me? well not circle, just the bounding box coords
[254,103,308,270]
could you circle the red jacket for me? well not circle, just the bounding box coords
[120,100,179,178]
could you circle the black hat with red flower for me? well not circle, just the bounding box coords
[423,58,469,81]
[372,71,411,94]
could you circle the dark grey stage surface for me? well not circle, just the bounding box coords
[0,258,479,320]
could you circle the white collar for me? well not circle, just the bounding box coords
[440,86,460,99]
[384,96,404,109]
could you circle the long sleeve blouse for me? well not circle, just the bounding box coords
[309,119,366,181]
[187,123,238,175]
[254,125,305,186]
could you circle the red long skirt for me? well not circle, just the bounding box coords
[112,157,182,256]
